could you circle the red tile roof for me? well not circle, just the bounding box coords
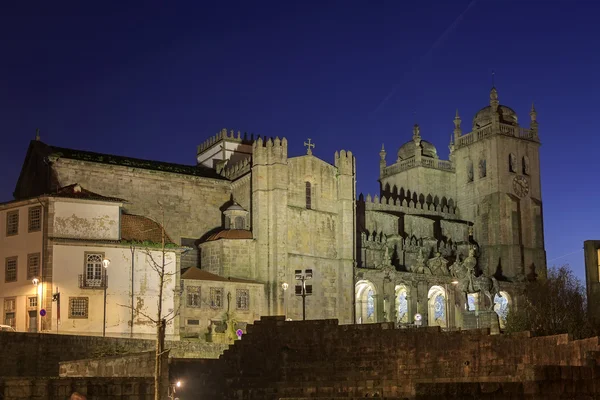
[181,267,262,284]
[121,213,175,244]
[205,229,253,241]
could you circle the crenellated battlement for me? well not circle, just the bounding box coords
[359,192,459,218]
[197,128,255,154]
[221,157,251,180]
[252,136,288,165]
[334,149,355,175]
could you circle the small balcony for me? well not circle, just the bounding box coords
[78,274,107,289]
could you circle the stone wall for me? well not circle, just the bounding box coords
[0,377,154,400]
[51,158,231,244]
[58,352,156,378]
[0,332,229,377]
[186,316,600,399]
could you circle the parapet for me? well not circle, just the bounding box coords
[252,136,288,165]
[196,128,254,155]
[334,149,355,175]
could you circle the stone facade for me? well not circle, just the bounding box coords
[356,88,545,328]
[584,240,600,325]
[9,86,546,332]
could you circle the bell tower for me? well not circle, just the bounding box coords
[453,87,546,281]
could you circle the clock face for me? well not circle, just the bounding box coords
[512,175,529,197]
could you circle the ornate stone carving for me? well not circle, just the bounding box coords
[427,252,449,276]
[412,248,432,275]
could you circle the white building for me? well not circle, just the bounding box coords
[0,184,182,339]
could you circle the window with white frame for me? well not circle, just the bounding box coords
[27,253,40,280]
[210,287,223,308]
[187,286,201,307]
[6,210,18,236]
[5,257,17,282]
[28,206,41,232]
[68,297,89,319]
[4,298,16,328]
[85,253,104,286]
[236,289,250,310]
[28,297,38,308]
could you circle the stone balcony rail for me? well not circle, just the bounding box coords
[382,156,454,177]
[456,123,538,148]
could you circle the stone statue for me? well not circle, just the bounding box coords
[509,153,517,172]
[413,248,432,275]
[452,248,500,310]
[427,252,449,276]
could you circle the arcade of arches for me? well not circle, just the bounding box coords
[354,279,513,329]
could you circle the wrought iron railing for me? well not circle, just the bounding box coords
[78,274,107,289]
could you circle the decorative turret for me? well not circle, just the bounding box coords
[453,109,462,140]
[530,102,539,138]
[379,144,386,176]
[448,135,455,163]
[412,124,421,146]
[490,87,499,110]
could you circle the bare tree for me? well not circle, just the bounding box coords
[504,265,596,339]
[119,207,180,400]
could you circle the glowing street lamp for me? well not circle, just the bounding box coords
[32,277,39,286]
[102,258,111,337]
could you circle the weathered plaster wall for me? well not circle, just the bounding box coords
[52,244,177,339]
[0,200,45,333]
[53,201,120,240]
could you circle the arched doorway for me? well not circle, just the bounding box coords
[395,284,409,323]
[493,291,511,329]
[355,280,377,324]
[428,285,447,327]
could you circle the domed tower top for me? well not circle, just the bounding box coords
[397,124,438,160]
[472,87,518,129]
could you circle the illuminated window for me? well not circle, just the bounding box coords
[6,210,18,236]
[5,257,17,282]
[187,286,201,307]
[4,298,16,328]
[27,253,40,280]
[236,289,249,310]
[28,297,38,308]
[305,182,312,209]
[28,206,41,232]
[210,287,223,308]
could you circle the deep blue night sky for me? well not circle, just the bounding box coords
[1,1,598,280]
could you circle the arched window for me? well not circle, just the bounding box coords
[395,285,409,323]
[355,280,377,324]
[428,285,447,328]
[305,181,312,209]
[234,216,245,230]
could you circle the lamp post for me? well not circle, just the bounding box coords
[294,269,313,321]
[281,282,289,319]
[102,257,111,337]
[32,277,39,333]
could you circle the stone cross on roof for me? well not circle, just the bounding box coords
[304,138,315,155]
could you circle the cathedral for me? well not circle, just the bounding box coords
[3,86,545,336]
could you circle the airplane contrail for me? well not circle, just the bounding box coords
[371,0,478,116]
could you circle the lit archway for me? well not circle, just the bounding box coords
[355,280,377,324]
[395,284,409,323]
[428,285,447,327]
[494,291,512,329]
[467,293,480,311]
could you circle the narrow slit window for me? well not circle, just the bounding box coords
[305,182,312,209]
